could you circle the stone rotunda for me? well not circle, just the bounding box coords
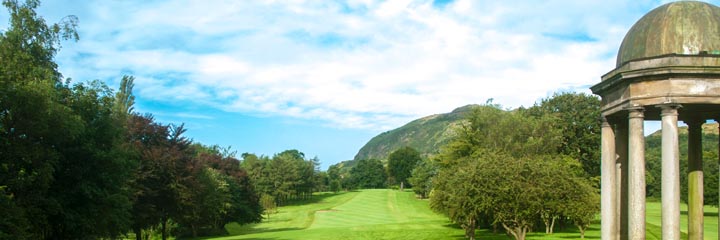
[591,1,720,240]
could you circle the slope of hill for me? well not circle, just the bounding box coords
[353,105,478,161]
[647,122,719,138]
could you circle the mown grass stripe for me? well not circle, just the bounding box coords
[210,190,719,240]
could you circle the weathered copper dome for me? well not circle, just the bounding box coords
[616,1,720,67]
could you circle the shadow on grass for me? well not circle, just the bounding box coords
[556,235,599,239]
[680,210,720,217]
[645,222,687,240]
[279,191,350,207]
[443,223,462,229]
[195,237,280,240]
[191,228,302,240]
[440,223,603,240]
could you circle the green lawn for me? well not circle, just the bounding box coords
[211,189,465,240]
[200,190,718,240]
[645,201,718,240]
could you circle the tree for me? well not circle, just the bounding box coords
[563,176,600,239]
[408,158,436,198]
[114,75,135,116]
[46,81,135,238]
[348,159,387,189]
[199,150,262,228]
[176,166,231,238]
[315,171,329,192]
[430,154,490,240]
[431,104,597,240]
[260,194,277,219]
[387,146,421,191]
[241,150,321,206]
[241,153,270,195]
[0,0,78,238]
[327,164,343,192]
[525,92,601,177]
[127,114,168,240]
[535,155,592,235]
[126,115,194,240]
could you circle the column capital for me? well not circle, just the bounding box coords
[601,116,612,128]
[626,106,644,119]
[657,104,681,117]
[684,115,705,127]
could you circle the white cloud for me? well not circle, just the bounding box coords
[35,0,714,131]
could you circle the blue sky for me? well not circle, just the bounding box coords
[1,0,709,169]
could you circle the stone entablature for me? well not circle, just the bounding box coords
[592,54,720,119]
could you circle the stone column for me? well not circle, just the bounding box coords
[627,107,645,240]
[686,118,704,240]
[616,162,623,240]
[717,119,720,238]
[660,105,681,240]
[601,118,617,240]
[717,119,720,236]
[616,121,629,240]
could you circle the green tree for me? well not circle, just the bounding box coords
[387,146,421,191]
[177,166,231,238]
[348,159,387,189]
[260,194,277,219]
[114,75,135,116]
[268,152,300,204]
[327,164,343,192]
[408,158,436,198]
[525,92,601,177]
[242,150,320,206]
[431,104,597,240]
[563,176,600,239]
[241,153,270,195]
[534,155,594,235]
[47,81,135,238]
[315,171,329,192]
[197,147,262,228]
[0,0,78,238]
[430,154,490,240]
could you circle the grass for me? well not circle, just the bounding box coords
[645,201,718,240]
[206,189,464,240]
[198,190,719,240]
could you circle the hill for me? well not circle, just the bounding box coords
[353,105,478,161]
[647,122,719,138]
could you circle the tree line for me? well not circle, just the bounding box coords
[0,1,326,239]
[240,150,325,206]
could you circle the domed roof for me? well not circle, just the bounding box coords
[616,1,720,67]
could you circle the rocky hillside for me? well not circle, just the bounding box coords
[353,104,478,161]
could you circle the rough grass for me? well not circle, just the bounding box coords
[197,190,719,240]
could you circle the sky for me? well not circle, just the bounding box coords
[1,0,711,170]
